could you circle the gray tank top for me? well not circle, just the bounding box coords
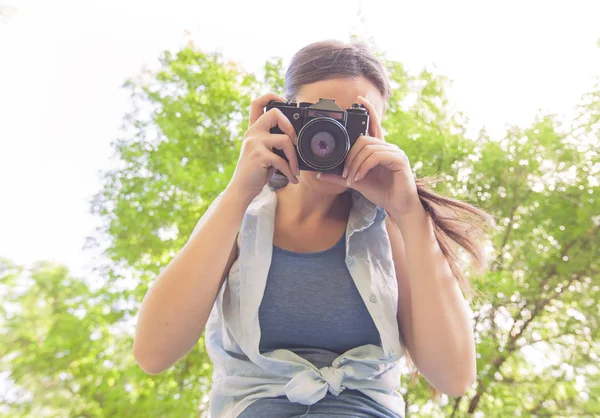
[237,230,401,418]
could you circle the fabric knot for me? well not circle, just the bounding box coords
[284,365,347,405]
[319,366,345,395]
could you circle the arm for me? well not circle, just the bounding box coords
[132,186,251,375]
[385,206,476,397]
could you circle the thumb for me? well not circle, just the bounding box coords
[316,172,347,186]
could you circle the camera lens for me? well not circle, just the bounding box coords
[297,118,349,170]
[310,131,336,157]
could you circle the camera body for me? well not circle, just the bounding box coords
[265,98,369,176]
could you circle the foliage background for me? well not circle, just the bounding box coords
[1,25,599,418]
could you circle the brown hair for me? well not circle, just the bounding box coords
[274,39,496,401]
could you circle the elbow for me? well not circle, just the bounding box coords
[134,353,167,376]
[135,359,165,376]
[446,369,477,397]
[445,344,477,397]
[132,342,168,376]
[445,380,473,398]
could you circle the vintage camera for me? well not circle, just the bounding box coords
[265,98,369,175]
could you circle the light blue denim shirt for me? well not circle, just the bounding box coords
[203,180,407,418]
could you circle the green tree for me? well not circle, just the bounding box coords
[1,39,598,417]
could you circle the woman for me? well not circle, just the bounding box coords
[133,40,494,417]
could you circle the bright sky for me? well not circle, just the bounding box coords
[0,0,599,281]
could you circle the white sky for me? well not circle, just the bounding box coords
[0,0,599,280]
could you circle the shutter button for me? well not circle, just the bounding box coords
[369,294,377,303]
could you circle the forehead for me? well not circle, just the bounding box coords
[295,77,385,118]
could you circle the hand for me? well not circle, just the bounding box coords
[316,96,422,216]
[228,92,301,203]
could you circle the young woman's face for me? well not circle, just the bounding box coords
[293,77,385,192]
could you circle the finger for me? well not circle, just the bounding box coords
[255,107,298,146]
[357,96,384,140]
[315,171,348,187]
[342,135,380,178]
[264,134,300,177]
[264,150,299,184]
[249,92,287,127]
[347,144,390,184]
[353,151,387,182]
